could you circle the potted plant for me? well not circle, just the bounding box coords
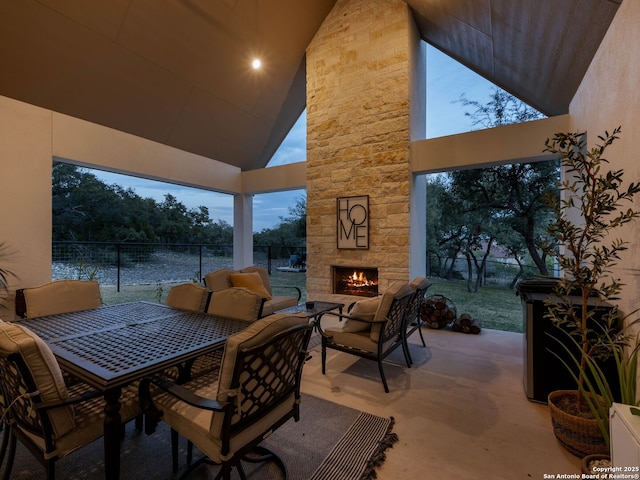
[552,315,640,471]
[541,126,640,459]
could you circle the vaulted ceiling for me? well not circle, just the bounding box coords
[0,0,621,171]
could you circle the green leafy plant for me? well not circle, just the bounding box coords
[549,318,640,445]
[0,242,17,301]
[155,282,164,303]
[542,126,640,448]
[76,258,100,281]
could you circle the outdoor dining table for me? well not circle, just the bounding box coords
[18,301,250,480]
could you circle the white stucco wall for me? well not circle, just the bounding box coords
[569,0,640,321]
[0,97,53,293]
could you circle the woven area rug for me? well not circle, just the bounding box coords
[3,394,397,480]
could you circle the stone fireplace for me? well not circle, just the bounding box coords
[304,0,420,301]
[332,266,379,297]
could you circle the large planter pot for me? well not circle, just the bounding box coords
[548,390,609,457]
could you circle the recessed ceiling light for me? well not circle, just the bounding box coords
[252,58,261,69]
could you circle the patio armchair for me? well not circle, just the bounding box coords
[0,320,142,480]
[165,282,211,312]
[15,280,103,318]
[404,277,432,364]
[203,265,301,316]
[316,281,416,393]
[140,313,313,479]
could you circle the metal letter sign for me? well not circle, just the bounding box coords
[337,195,369,249]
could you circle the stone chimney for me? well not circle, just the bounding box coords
[306,0,415,299]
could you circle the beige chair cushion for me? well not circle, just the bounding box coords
[370,281,413,342]
[23,280,102,318]
[410,276,429,290]
[340,297,380,333]
[165,283,209,311]
[324,329,398,353]
[229,272,272,301]
[203,268,236,292]
[260,296,298,316]
[207,287,263,321]
[0,320,75,438]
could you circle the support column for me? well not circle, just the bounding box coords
[233,193,253,269]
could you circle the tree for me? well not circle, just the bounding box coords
[456,87,544,129]
[52,164,234,244]
[426,177,463,278]
[253,195,307,254]
[449,163,558,276]
[426,87,558,289]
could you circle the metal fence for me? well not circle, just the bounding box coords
[427,254,549,286]
[52,241,306,291]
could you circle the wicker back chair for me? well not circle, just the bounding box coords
[142,313,313,479]
[317,281,416,393]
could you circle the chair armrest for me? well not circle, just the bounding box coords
[150,374,229,413]
[322,311,385,324]
[38,388,103,412]
[270,285,302,302]
[315,311,383,339]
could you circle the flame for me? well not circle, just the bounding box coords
[347,270,375,287]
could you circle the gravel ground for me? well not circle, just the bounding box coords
[53,251,236,286]
[52,250,305,305]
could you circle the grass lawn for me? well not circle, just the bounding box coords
[99,273,524,333]
[426,277,524,333]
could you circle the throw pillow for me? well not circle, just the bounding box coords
[341,297,380,332]
[230,272,272,300]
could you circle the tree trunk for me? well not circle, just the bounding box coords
[474,236,494,292]
[519,216,549,276]
[464,251,474,292]
[509,255,525,289]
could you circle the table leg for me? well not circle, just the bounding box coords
[103,387,122,480]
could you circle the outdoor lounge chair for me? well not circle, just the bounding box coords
[141,313,313,479]
[203,265,301,316]
[317,281,415,393]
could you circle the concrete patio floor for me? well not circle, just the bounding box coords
[300,324,581,479]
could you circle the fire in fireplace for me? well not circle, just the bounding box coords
[333,266,379,297]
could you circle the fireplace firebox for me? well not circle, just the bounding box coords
[332,266,379,297]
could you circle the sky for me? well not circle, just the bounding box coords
[89,44,497,232]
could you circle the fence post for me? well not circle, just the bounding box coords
[267,246,272,274]
[199,245,203,283]
[116,243,121,292]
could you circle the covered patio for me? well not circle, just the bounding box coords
[1,0,639,478]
